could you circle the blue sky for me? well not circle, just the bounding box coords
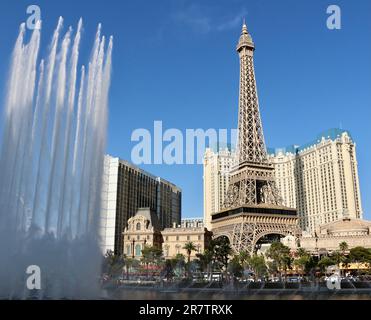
[0,0,370,220]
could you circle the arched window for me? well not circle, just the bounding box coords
[135,244,141,256]
[136,222,141,231]
[126,245,131,256]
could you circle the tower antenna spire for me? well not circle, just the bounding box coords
[242,18,248,34]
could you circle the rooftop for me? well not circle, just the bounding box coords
[267,128,353,156]
[105,154,182,191]
[320,218,371,234]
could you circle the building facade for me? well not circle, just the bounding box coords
[123,208,163,258]
[268,129,363,235]
[122,211,212,261]
[300,217,371,254]
[100,155,182,255]
[203,146,236,230]
[162,220,212,261]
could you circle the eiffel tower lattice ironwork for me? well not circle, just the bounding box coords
[223,23,283,209]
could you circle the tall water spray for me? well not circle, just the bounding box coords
[0,18,112,299]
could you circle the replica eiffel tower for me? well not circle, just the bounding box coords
[223,22,285,209]
[211,22,298,254]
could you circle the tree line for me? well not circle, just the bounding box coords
[102,239,371,282]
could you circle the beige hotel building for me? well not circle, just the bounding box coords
[203,145,237,230]
[203,129,363,235]
[123,209,212,261]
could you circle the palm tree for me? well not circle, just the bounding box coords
[266,242,292,280]
[196,249,213,281]
[296,248,308,258]
[238,250,250,267]
[183,241,197,264]
[293,248,311,278]
[339,241,349,254]
[338,241,349,275]
[247,254,267,280]
[125,257,135,280]
[183,242,197,278]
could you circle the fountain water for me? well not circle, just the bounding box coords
[0,17,112,299]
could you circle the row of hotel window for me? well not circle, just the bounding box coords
[126,244,201,257]
[127,235,202,241]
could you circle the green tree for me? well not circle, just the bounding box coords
[318,256,335,273]
[349,246,371,273]
[296,248,308,258]
[211,237,232,278]
[349,246,371,263]
[162,259,175,280]
[337,241,349,274]
[195,249,213,280]
[339,241,349,254]
[183,242,197,277]
[228,255,244,280]
[293,248,316,277]
[102,250,125,278]
[124,256,137,279]
[170,253,186,278]
[183,242,197,264]
[266,242,292,280]
[247,254,267,280]
[238,250,250,267]
[141,245,163,278]
[267,260,279,277]
[331,251,343,265]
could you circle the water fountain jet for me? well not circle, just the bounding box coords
[0,17,112,299]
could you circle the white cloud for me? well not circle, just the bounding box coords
[216,8,249,32]
[171,4,212,34]
[172,4,248,34]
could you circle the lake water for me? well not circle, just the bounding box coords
[103,287,371,300]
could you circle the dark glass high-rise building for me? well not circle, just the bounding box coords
[100,155,181,255]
